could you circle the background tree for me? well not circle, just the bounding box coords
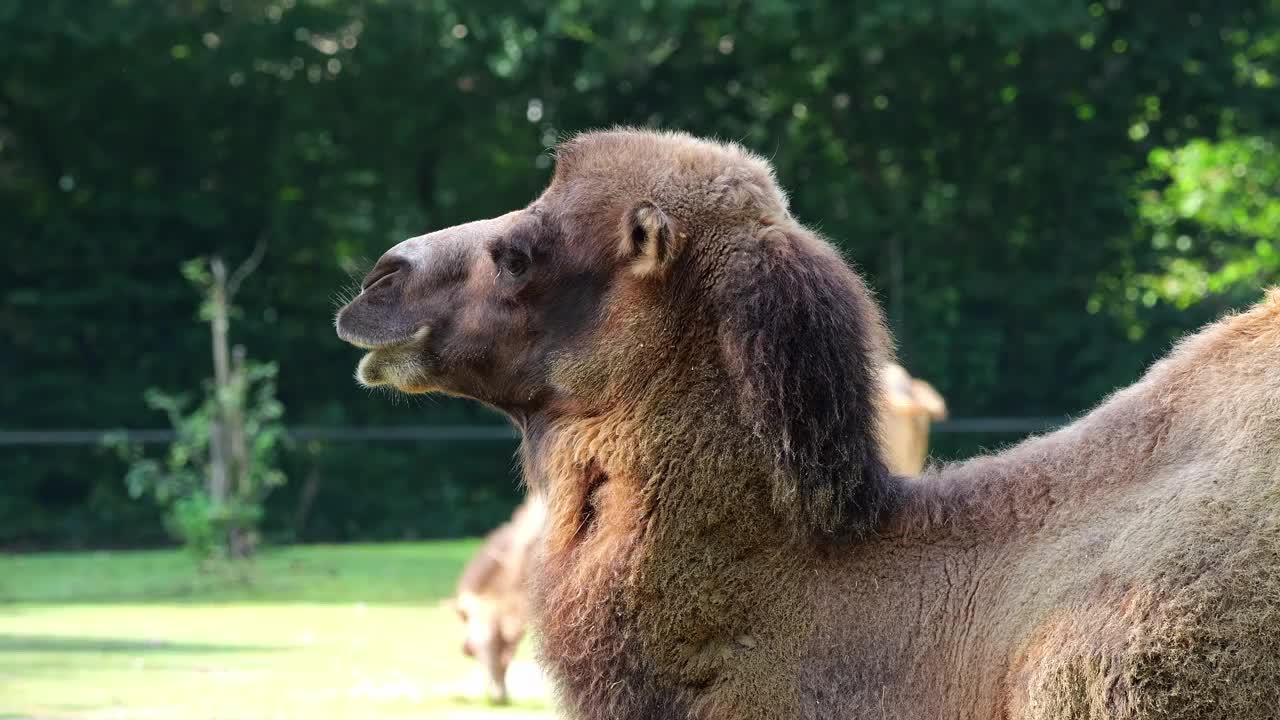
[110,253,286,560]
[3,0,1277,547]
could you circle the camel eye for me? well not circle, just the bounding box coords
[497,249,530,278]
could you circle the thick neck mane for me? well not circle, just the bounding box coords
[898,290,1280,538]
[522,365,818,718]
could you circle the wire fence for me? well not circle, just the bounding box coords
[0,418,1067,447]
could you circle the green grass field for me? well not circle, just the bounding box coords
[0,542,555,719]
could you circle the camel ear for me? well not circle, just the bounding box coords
[716,224,892,539]
[910,379,948,420]
[620,201,681,277]
[881,363,919,414]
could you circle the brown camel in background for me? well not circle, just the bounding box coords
[339,129,1280,719]
[451,496,544,704]
[879,362,948,475]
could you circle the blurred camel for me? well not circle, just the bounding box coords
[879,362,948,475]
[450,496,545,704]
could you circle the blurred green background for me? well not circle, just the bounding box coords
[5,0,1279,549]
[2,0,1279,716]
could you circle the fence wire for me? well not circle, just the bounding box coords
[0,418,1067,447]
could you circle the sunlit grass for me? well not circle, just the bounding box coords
[0,542,554,719]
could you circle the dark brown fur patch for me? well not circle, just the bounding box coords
[715,224,895,539]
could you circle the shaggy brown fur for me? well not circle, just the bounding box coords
[336,129,1280,719]
[879,362,948,476]
[452,497,544,704]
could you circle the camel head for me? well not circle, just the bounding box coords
[336,128,893,537]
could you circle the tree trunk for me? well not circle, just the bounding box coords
[207,247,267,559]
[228,344,254,557]
[208,258,231,512]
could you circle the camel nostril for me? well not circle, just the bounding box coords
[361,256,410,292]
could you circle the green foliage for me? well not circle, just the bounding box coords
[1136,136,1280,307]
[110,360,287,559]
[4,0,1279,547]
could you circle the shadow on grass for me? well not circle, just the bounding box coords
[0,633,279,654]
[443,695,554,714]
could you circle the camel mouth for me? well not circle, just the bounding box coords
[333,296,425,350]
[339,332,396,351]
[353,327,436,391]
[355,351,393,388]
[334,317,419,351]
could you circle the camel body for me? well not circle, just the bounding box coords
[336,130,1280,720]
